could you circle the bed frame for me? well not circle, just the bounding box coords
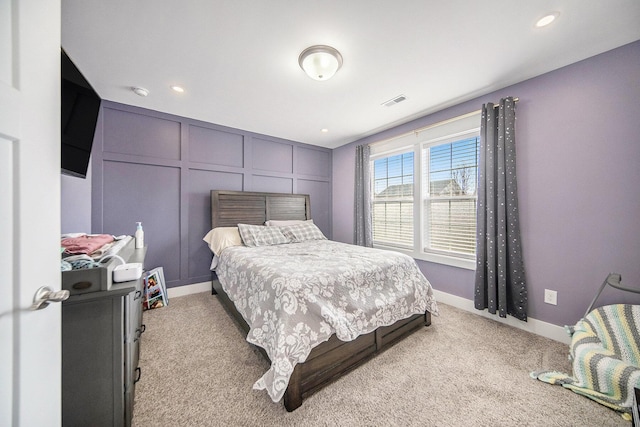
[210,190,431,411]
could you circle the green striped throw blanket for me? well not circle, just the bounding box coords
[532,304,640,419]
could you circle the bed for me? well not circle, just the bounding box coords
[207,190,438,411]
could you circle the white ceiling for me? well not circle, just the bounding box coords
[61,1,640,149]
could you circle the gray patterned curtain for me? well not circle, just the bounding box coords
[474,97,527,321]
[354,144,373,247]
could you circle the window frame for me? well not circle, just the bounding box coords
[371,149,415,250]
[419,130,479,269]
[369,112,480,270]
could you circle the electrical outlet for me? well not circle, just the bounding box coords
[544,289,558,305]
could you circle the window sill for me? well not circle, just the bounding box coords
[373,244,476,270]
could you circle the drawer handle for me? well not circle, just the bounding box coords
[134,290,142,300]
[134,367,141,383]
[72,281,92,290]
[140,324,146,334]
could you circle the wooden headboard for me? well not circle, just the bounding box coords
[211,190,311,229]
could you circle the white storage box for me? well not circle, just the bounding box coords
[113,263,143,282]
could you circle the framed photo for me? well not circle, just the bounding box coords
[143,267,168,310]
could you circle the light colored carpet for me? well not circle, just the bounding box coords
[132,292,628,426]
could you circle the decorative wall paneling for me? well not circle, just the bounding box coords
[92,101,332,288]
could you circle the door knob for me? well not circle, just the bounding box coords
[31,286,70,310]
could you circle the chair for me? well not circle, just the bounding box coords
[532,273,640,419]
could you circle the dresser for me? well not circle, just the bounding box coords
[61,243,146,427]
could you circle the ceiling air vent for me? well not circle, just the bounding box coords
[382,94,407,107]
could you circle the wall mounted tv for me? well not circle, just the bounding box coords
[61,49,101,178]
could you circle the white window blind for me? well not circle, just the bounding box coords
[422,135,479,258]
[372,152,414,248]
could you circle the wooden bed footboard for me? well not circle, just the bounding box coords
[212,276,430,411]
[284,309,430,411]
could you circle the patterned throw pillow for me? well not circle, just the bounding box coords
[264,219,313,227]
[237,224,290,247]
[279,222,327,243]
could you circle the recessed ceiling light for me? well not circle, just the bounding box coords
[535,12,559,28]
[321,128,329,133]
[132,86,149,97]
[171,85,185,93]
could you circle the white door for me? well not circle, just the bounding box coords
[0,1,62,426]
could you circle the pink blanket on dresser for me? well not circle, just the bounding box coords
[61,234,114,255]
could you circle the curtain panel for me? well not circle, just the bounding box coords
[354,144,373,247]
[474,97,527,321]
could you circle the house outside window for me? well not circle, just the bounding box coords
[370,111,480,270]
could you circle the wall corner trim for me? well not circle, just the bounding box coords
[432,290,571,344]
[167,281,212,299]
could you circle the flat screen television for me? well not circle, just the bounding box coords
[61,49,101,178]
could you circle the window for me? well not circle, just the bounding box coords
[372,152,414,248]
[369,112,480,269]
[422,136,479,258]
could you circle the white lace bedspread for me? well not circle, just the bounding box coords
[215,240,439,403]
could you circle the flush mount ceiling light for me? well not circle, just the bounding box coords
[298,45,343,81]
[170,85,185,93]
[535,12,560,28]
[132,86,149,97]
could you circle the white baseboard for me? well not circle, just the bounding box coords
[433,290,571,344]
[167,281,211,299]
[167,283,570,344]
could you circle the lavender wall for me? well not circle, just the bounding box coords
[88,102,332,288]
[333,41,640,327]
[61,169,92,234]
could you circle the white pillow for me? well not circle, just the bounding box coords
[264,219,314,226]
[203,227,243,255]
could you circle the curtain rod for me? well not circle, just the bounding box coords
[488,96,518,109]
[370,97,518,147]
[413,97,519,135]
